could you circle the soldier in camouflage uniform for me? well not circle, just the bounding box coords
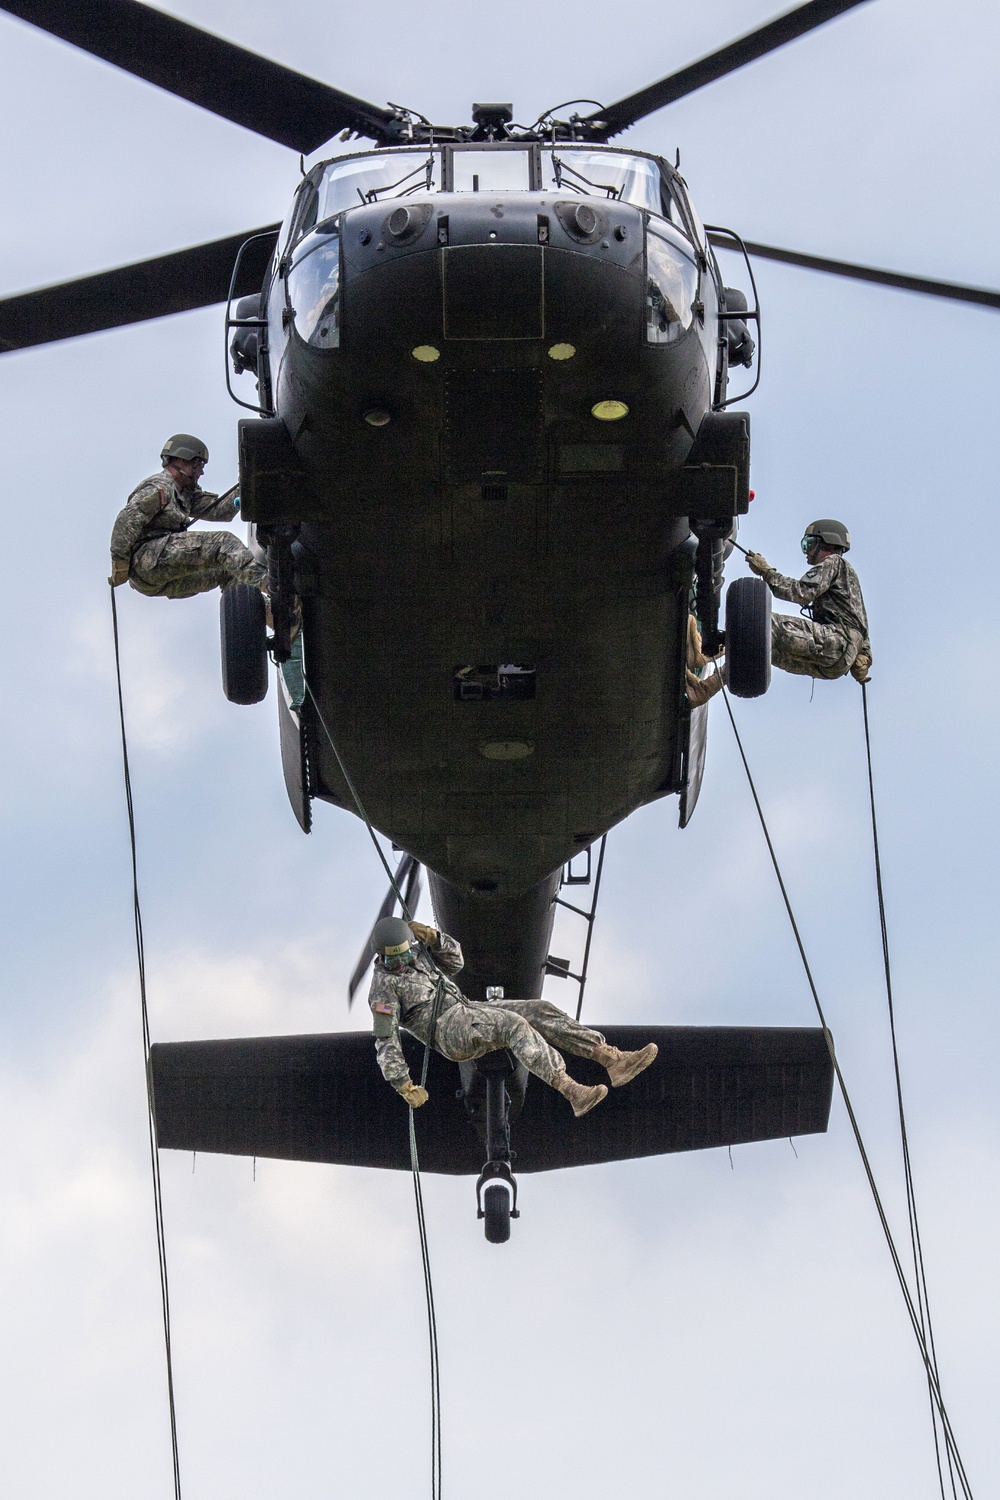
[748,519,872,683]
[368,917,658,1117]
[109,434,266,599]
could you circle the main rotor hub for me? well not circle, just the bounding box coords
[471,102,514,140]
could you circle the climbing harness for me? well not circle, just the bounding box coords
[862,682,957,1500]
[720,682,974,1499]
[110,585,183,1500]
[304,676,443,1500]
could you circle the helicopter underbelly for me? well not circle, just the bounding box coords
[262,200,722,907]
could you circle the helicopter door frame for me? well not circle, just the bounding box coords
[441,142,543,192]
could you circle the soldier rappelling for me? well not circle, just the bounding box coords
[109,435,266,599]
[368,917,659,1117]
[688,518,872,704]
[748,518,872,683]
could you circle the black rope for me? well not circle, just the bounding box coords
[302,679,413,918]
[720,684,973,1498]
[304,673,442,1499]
[862,683,957,1500]
[110,586,183,1500]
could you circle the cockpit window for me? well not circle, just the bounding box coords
[646,226,699,344]
[543,150,657,215]
[450,149,533,193]
[315,151,439,224]
[542,149,688,232]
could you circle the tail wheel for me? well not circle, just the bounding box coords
[725,577,771,698]
[483,1182,512,1244]
[221,584,268,705]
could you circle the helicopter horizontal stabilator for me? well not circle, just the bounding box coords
[151,1024,833,1243]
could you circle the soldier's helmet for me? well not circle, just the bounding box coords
[371,916,413,957]
[803,518,850,552]
[161,434,209,465]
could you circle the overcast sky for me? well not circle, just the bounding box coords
[0,1,997,1496]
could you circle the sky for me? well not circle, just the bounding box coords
[0,0,997,1496]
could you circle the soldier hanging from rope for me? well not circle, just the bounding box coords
[686,518,872,704]
[109,434,266,599]
[368,918,658,1118]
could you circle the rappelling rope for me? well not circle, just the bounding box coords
[719,682,973,1499]
[109,586,183,1500]
[861,682,956,1500]
[303,676,442,1500]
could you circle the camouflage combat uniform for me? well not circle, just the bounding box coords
[110,470,266,599]
[368,931,609,1092]
[764,554,871,679]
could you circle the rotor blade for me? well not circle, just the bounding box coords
[347,854,420,1006]
[0,0,397,149]
[584,0,870,139]
[710,234,1000,310]
[0,224,280,354]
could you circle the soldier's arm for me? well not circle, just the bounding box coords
[191,484,240,523]
[370,977,412,1090]
[109,482,167,559]
[764,556,839,606]
[429,930,464,977]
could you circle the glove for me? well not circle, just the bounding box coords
[399,1079,429,1108]
[850,651,872,684]
[746,551,771,578]
[109,557,130,587]
[408,921,438,946]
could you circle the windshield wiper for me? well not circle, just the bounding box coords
[357,155,435,205]
[552,156,620,199]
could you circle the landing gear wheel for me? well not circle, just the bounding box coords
[483,1182,512,1244]
[724,576,771,698]
[221,584,268,704]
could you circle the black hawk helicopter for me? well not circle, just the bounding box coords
[3,0,996,1240]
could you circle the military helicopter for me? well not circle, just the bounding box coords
[2,0,997,1241]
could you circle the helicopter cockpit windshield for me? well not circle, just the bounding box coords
[295,147,692,237]
[543,149,690,234]
[315,151,440,223]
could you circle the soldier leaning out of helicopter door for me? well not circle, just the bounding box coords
[368,918,659,1118]
[109,434,266,598]
[686,518,872,705]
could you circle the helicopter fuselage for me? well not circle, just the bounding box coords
[237,143,752,997]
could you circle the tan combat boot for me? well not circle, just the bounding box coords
[594,1042,659,1088]
[687,613,710,670]
[686,668,724,707]
[552,1072,608,1117]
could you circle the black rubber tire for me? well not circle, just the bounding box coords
[221,584,268,705]
[483,1183,512,1244]
[725,576,771,698]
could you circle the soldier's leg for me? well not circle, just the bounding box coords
[434,1004,566,1086]
[434,1002,608,1115]
[130,532,265,600]
[213,531,268,591]
[500,1000,607,1062]
[771,615,851,680]
[505,1000,659,1087]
